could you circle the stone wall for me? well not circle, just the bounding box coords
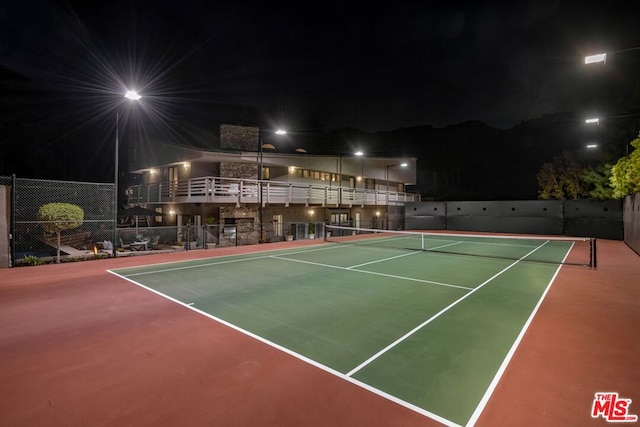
[220,162,256,180]
[219,206,259,246]
[219,124,260,246]
[220,124,259,151]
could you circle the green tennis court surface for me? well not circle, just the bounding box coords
[111,232,580,426]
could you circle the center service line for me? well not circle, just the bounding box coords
[345,240,550,377]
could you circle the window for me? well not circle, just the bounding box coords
[330,213,348,225]
[365,178,375,189]
[272,214,283,236]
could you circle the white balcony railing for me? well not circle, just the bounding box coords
[126,176,419,207]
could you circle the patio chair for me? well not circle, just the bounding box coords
[149,235,160,250]
[118,237,130,250]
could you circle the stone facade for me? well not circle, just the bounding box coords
[220,162,256,180]
[218,124,260,246]
[220,124,259,151]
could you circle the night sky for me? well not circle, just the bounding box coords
[1,1,639,183]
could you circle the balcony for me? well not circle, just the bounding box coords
[126,176,419,207]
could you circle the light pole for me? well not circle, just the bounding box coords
[385,162,408,230]
[585,115,640,156]
[113,90,141,256]
[585,47,640,65]
[258,128,286,243]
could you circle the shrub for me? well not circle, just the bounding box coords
[22,255,44,266]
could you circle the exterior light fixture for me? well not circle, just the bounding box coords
[125,90,142,100]
[585,118,600,124]
[585,53,606,64]
[113,89,141,257]
[385,162,409,230]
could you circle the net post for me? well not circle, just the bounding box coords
[591,238,597,268]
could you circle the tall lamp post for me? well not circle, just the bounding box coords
[385,162,408,230]
[585,115,639,156]
[113,90,141,256]
[258,128,286,243]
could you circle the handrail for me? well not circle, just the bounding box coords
[126,176,419,206]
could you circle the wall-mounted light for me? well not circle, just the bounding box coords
[356,176,362,182]
[169,209,176,215]
[183,162,190,169]
[288,166,296,173]
[149,169,157,175]
[308,209,315,216]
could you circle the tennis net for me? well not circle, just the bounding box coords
[325,225,596,267]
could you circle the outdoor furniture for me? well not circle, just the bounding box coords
[118,237,130,250]
[129,239,150,251]
[148,235,160,250]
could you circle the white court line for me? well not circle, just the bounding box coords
[464,243,571,427]
[108,269,461,427]
[270,255,474,291]
[346,250,421,269]
[120,243,353,277]
[345,240,550,378]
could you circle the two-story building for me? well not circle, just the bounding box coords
[125,124,418,246]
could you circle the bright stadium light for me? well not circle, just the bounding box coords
[258,127,287,243]
[586,144,598,148]
[113,90,141,256]
[125,90,142,100]
[585,53,606,64]
[585,118,600,124]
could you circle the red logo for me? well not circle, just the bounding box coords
[592,392,638,422]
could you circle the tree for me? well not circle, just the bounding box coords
[583,164,614,199]
[610,133,640,198]
[38,203,84,263]
[537,151,588,199]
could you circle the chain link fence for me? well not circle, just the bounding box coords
[1,175,381,267]
[4,176,115,264]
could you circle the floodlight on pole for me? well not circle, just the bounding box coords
[585,53,606,64]
[125,90,142,100]
[585,47,640,65]
[586,144,598,149]
[113,90,141,257]
[385,162,408,230]
[585,118,600,124]
[258,128,287,243]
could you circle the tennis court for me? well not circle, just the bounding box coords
[110,227,594,426]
